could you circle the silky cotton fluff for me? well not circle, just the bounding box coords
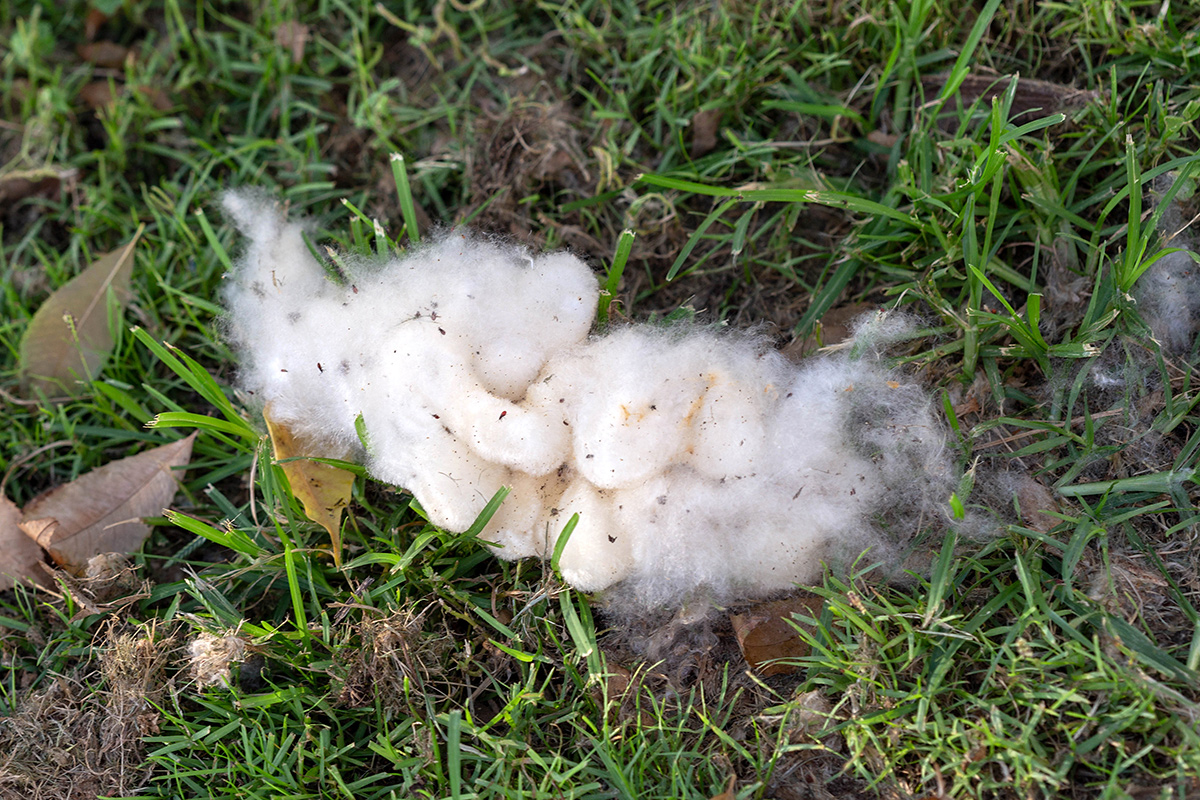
[222,192,955,608]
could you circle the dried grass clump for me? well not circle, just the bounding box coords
[0,623,172,800]
[468,99,592,242]
[335,609,452,714]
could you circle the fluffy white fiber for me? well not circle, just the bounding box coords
[1138,173,1200,356]
[1136,243,1200,356]
[221,192,955,608]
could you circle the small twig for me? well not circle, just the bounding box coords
[1,440,75,497]
[1166,207,1200,243]
[759,137,852,149]
[0,384,72,406]
[249,446,261,529]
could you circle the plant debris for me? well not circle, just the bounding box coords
[18,228,142,397]
[19,433,196,575]
[0,624,172,800]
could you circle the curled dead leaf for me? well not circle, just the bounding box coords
[730,594,824,676]
[18,227,143,397]
[0,496,47,591]
[20,433,196,574]
[19,517,59,550]
[264,404,356,566]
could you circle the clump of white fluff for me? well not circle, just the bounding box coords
[221,192,955,608]
[1137,173,1200,356]
[1137,247,1200,356]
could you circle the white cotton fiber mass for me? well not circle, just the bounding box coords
[221,192,956,608]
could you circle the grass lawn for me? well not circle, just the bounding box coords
[2,0,1200,798]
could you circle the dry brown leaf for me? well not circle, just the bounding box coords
[275,20,310,65]
[589,663,633,708]
[79,80,118,110]
[922,73,1101,119]
[1013,475,1060,533]
[77,41,130,68]
[730,594,824,676]
[18,518,66,584]
[6,77,30,105]
[18,227,142,396]
[138,85,174,112]
[589,662,658,726]
[782,301,876,361]
[20,433,196,574]
[867,129,899,148]
[19,517,59,550]
[690,108,723,158]
[708,774,736,800]
[78,81,172,112]
[264,404,355,566]
[0,496,47,591]
[84,6,108,41]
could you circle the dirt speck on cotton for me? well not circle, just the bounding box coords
[222,192,962,609]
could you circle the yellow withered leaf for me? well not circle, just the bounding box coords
[263,404,356,566]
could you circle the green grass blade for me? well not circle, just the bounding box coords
[390,152,421,246]
[599,229,635,324]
